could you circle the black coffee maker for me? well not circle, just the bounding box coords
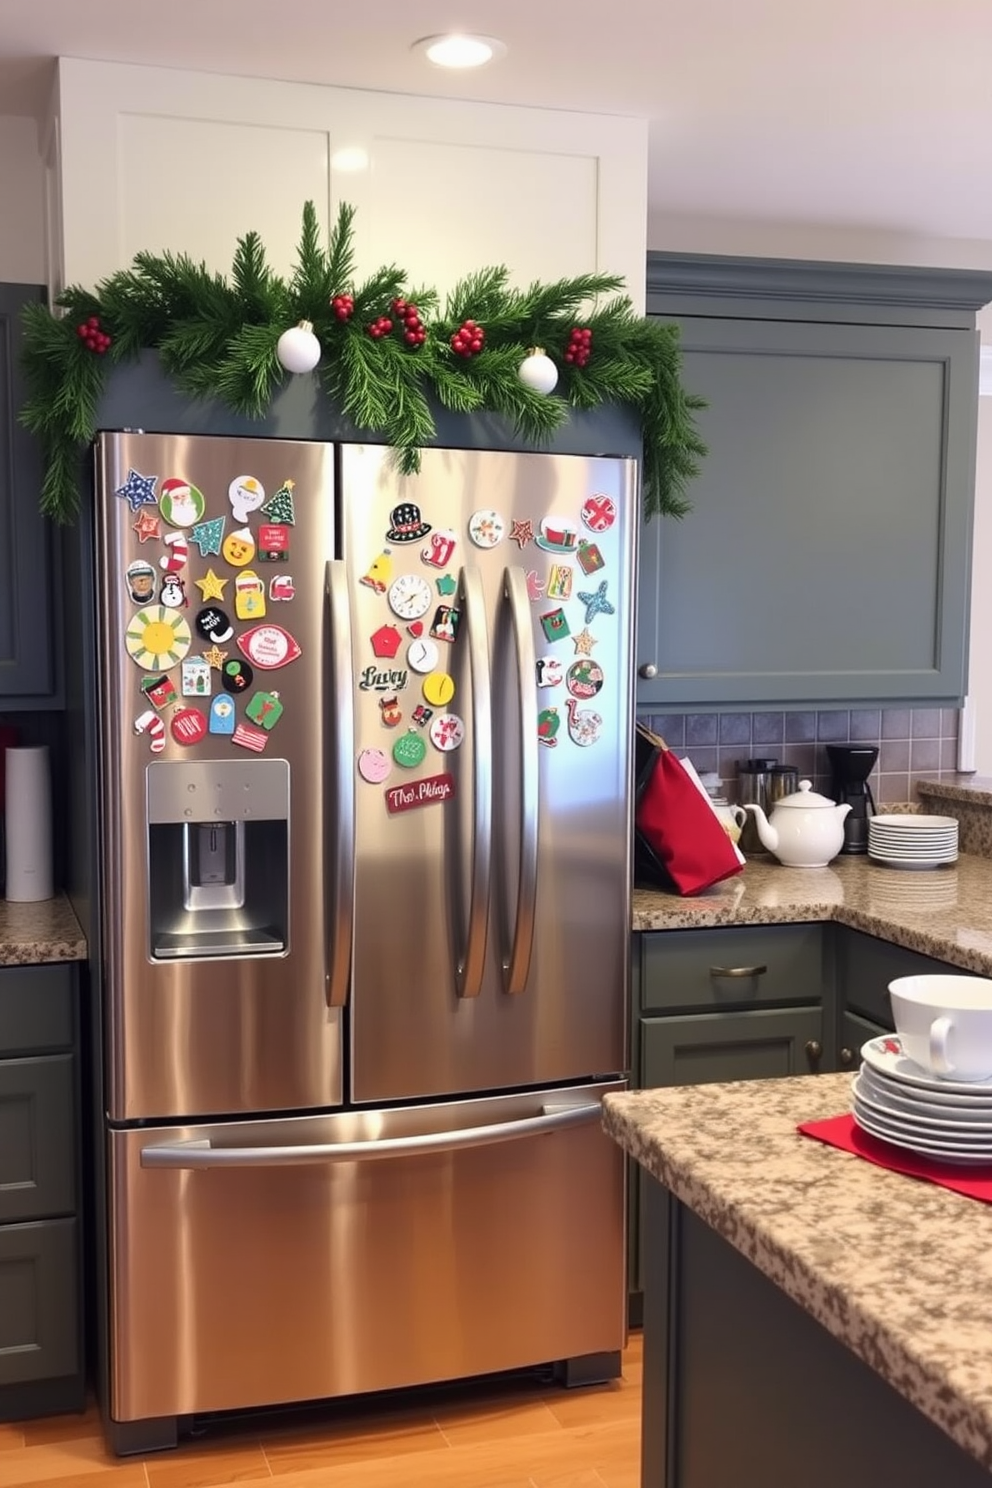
[826,743,879,854]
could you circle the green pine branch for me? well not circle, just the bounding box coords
[18,198,707,523]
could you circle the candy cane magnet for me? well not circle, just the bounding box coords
[134,709,166,752]
[160,531,189,572]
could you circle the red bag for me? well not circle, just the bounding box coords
[635,727,744,896]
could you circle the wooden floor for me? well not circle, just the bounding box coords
[0,1333,642,1488]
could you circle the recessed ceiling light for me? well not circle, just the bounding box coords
[412,34,507,70]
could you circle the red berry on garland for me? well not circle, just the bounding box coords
[565,325,593,368]
[78,315,112,354]
[450,319,485,357]
[331,293,355,322]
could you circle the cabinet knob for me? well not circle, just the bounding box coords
[839,1046,855,1067]
[638,662,658,679]
[804,1039,823,1070]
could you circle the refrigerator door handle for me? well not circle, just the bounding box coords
[457,565,492,999]
[503,566,539,995]
[325,559,356,1008]
[139,1102,600,1168]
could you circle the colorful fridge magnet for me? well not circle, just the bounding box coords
[576,539,605,575]
[567,659,605,698]
[468,509,505,548]
[411,704,434,728]
[565,698,604,747]
[407,620,424,638]
[357,747,391,784]
[388,573,432,621]
[201,644,228,670]
[195,606,234,644]
[125,607,192,670]
[360,550,394,594]
[236,624,302,669]
[509,518,534,549]
[379,696,402,728]
[546,564,573,601]
[385,502,431,543]
[269,574,295,602]
[429,605,460,643]
[158,574,187,609]
[581,493,617,533]
[181,658,212,697]
[133,710,166,753]
[385,772,455,815]
[535,517,579,555]
[429,712,465,752]
[422,671,455,708]
[392,729,427,769]
[159,479,205,528]
[537,706,560,747]
[115,469,158,511]
[435,573,458,597]
[194,569,227,602]
[577,580,615,624]
[235,570,266,621]
[159,531,189,572]
[536,656,564,688]
[124,560,157,604]
[407,637,439,674]
[232,720,268,753]
[171,706,209,746]
[140,673,177,709]
[526,570,546,603]
[222,527,256,567]
[258,524,290,562]
[572,628,598,656]
[209,694,236,735]
[540,607,570,643]
[190,516,225,557]
[421,528,457,568]
[228,475,266,524]
[261,481,296,525]
[132,509,161,543]
[359,664,409,692]
[371,624,403,659]
[246,690,284,730]
[221,657,253,693]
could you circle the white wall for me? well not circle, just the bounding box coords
[0,115,45,282]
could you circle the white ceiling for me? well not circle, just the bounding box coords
[4,0,992,251]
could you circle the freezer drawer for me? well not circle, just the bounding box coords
[108,1081,626,1422]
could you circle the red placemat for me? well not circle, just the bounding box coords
[798,1113,992,1204]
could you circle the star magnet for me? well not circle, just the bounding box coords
[115,469,159,511]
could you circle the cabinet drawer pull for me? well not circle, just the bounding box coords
[709,964,768,979]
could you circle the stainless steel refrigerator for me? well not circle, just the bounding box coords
[91,430,634,1451]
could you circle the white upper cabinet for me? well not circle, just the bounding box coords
[50,59,647,306]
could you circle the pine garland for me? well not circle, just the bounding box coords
[20,202,706,523]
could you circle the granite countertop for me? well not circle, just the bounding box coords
[633,851,992,975]
[0,895,86,964]
[604,1074,992,1471]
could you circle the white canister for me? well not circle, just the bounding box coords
[5,745,54,902]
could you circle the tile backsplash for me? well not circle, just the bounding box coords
[642,708,961,807]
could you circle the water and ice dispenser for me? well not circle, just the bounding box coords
[145,759,290,958]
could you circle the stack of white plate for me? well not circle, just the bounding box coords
[852,1034,992,1164]
[868,813,958,869]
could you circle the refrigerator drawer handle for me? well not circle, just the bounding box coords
[457,565,492,999]
[325,560,356,1008]
[139,1102,601,1168]
[502,566,539,995]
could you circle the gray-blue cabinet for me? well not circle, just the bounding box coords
[638,255,992,709]
[0,284,60,706]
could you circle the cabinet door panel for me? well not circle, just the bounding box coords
[636,314,975,707]
[0,1055,75,1222]
[641,1007,824,1087]
[841,1010,892,1074]
[839,929,955,1026]
[0,284,57,702]
[0,965,74,1056]
[0,1219,78,1385]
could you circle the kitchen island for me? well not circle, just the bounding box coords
[604,1075,992,1487]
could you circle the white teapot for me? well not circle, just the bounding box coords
[743,780,851,868]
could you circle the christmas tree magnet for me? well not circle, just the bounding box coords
[262,481,296,525]
[190,516,226,557]
[392,729,427,769]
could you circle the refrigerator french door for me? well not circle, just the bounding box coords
[93,432,634,1445]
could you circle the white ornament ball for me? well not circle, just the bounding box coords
[518,349,559,396]
[277,320,321,374]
